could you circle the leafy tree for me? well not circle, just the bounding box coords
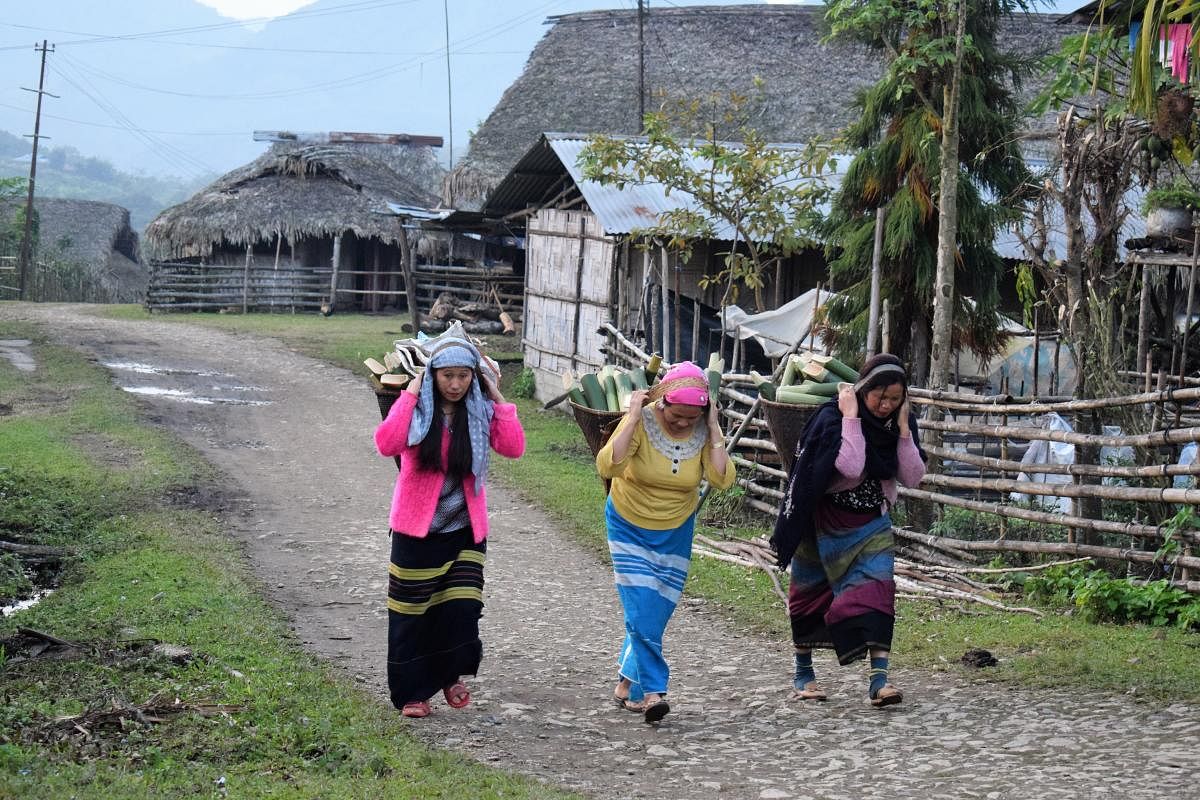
[822,0,1036,386]
[578,92,834,315]
[0,176,31,253]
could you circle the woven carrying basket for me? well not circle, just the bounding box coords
[759,398,822,475]
[370,377,404,471]
[569,400,625,457]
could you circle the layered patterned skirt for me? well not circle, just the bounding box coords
[605,497,694,702]
[386,528,485,708]
[787,504,896,665]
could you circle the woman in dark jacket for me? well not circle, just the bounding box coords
[770,354,925,706]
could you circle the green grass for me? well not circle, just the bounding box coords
[84,308,1200,703]
[0,320,579,800]
[102,306,524,368]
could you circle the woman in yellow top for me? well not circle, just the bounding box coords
[596,361,735,723]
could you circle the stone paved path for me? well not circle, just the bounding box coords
[8,304,1200,800]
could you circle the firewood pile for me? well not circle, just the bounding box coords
[422,289,517,336]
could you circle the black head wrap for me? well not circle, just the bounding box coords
[853,354,922,478]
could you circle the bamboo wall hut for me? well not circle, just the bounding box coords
[0,197,142,302]
[446,5,1085,210]
[486,133,827,402]
[143,133,444,312]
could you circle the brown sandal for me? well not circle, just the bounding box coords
[792,682,828,701]
[870,684,903,707]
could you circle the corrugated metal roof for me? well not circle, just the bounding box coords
[994,158,1146,261]
[545,133,825,239]
[489,133,1151,260]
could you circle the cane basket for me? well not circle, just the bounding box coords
[569,400,625,492]
[370,376,404,471]
[759,398,821,475]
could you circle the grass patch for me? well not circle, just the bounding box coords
[86,310,1200,704]
[0,320,578,800]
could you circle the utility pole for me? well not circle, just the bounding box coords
[443,0,454,170]
[18,40,55,301]
[637,0,645,131]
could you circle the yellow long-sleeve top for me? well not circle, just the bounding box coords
[596,406,736,530]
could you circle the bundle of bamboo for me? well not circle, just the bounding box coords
[562,352,725,412]
[750,352,860,405]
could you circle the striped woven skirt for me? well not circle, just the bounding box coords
[386,528,485,708]
[605,497,693,702]
[787,504,896,665]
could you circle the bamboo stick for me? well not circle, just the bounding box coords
[737,477,783,501]
[923,443,1200,479]
[731,454,787,480]
[910,386,1200,414]
[914,556,1094,576]
[926,536,1200,570]
[921,472,1200,510]
[893,576,1044,615]
[897,486,1174,543]
[919,418,1200,449]
[599,321,653,363]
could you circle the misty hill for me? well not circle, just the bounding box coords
[0,129,210,232]
[0,0,587,179]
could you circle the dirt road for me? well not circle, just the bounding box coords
[8,304,1199,800]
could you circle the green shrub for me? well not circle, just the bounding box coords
[511,367,537,399]
[1025,564,1200,628]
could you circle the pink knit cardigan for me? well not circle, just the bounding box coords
[375,391,525,541]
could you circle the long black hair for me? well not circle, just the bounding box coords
[416,368,475,478]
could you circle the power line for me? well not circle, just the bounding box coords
[50,0,569,103]
[0,100,246,136]
[49,57,215,176]
[0,0,422,50]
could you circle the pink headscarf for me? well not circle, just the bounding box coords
[650,361,710,407]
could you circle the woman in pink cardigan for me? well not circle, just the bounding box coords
[375,335,525,718]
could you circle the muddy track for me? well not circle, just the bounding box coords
[7,304,1199,800]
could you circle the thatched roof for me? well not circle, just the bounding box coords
[144,141,444,260]
[0,196,143,301]
[448,4,1087,208]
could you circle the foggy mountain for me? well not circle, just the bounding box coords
[0,0,579,181]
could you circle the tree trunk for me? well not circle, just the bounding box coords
[927,3,966,403]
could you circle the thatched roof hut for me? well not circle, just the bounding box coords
[1,196,142,302]
[447,4,1086,208]
[144,139,444,261]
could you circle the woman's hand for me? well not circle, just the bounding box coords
[479,372,505,403]
[405,368,424,395]
[706,398,723,437]
[898,398,911,436]
[837,385,858,418]
[627,389,648,416]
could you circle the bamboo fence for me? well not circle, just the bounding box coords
[147,260,523,316]
[596,322,1200,593]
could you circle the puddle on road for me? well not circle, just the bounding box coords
[101,361,229,378]
[0,339,35,372]
[119,386,271,406]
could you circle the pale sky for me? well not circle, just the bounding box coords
[194,0,319,20]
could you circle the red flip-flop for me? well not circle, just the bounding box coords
[443,681,471,709]
[401,701,432,718]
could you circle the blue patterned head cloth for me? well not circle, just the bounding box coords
[407,335,496,494]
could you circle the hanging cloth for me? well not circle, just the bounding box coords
[1169,24,1192,82]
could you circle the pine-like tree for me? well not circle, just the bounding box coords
[822,1,1036,382]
